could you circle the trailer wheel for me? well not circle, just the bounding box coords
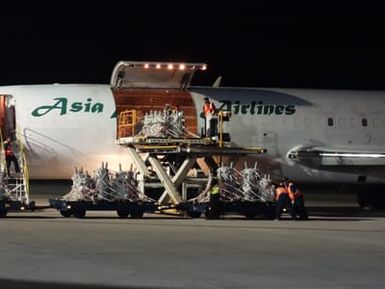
[117,210,129,218]
[60,210,72,218]
[187,211,202,218]
[0,209,7,218]
[244,212,257,219]
[130,211,144,218]
[73,208,86,218]
[267,209,276,220]
[205,206,220,219]
[29,201,36,212]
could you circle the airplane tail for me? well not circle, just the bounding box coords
[212,76,222,88]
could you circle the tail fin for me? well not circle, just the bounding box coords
[212,76,222,88]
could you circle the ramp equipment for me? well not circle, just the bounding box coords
[114,105,269,219]
[178,201,276,220]
[109,59,270,218]
[49,164,159,218]
[49,199,158,219]
[179,162,276,219]
[0,131,35,217]
[51,60,273,219]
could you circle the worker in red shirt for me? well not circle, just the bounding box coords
[3,137,20,177]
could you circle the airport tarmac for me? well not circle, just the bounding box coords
[1,184,385,289]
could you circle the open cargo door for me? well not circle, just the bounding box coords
[111,61,207,137]
[110,61,207,90]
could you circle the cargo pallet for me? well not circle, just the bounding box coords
[49,199,158,219]
[178,201,276,219]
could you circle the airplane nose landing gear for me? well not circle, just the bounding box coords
[355,184,385,210]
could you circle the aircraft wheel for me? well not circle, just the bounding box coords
[357,187,371,209]
[356,185,385,210]
[368,189,385,209]
[60,210,72,218]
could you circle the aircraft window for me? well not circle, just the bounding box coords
[362,118,368,127]
[327,118,334,126]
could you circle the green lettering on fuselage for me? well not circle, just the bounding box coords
[31,97,104,117]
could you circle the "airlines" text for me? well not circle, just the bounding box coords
[218,100,296,115]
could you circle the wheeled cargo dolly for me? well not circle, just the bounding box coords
[179,201,276,219]
[0,199,36,218]
[49,198,158,219]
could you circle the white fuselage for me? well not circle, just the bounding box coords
[191,88,385,183]
[1,84,131,178]
[1,84,384,182]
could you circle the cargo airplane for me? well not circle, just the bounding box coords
[1,61,384,208]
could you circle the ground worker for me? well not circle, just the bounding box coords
[274,181,295,220]
[202,97,217,137]
[284,178,308,220]
[207,178,221,218]
[3,137,20,177]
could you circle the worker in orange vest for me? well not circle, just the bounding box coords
[283,178,308,220]
[274,182,295,220]
[202,97,217,138]
[203,97,216,116]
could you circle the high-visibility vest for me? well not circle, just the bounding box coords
[287,182,302,200]
[209,185,220,195]
[4,144,13,157]
[275,186,289,201]
[203,102,215,116]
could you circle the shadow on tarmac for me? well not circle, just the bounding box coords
[3,216,58,219]
[2,214,187,220]
[3,206,385,220]
[307,206,385,218]
[0,279,167,289]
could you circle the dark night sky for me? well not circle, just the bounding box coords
[1,1,384,89]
